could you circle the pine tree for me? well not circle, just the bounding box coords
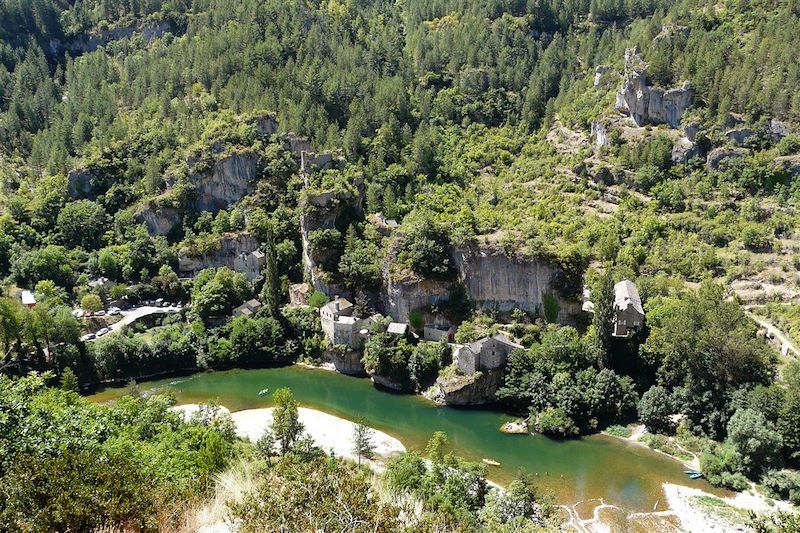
[352,417,375,465]
[271,388,303,455]
[59,366,79,393]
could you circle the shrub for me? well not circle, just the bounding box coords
[604,425,632,438]
[535,407,579,437]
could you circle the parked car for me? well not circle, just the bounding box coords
[80,333,96,342]
[96,327,111,337]
[71,309,83,318]
[95,310,106,316]
[108,307,121,315]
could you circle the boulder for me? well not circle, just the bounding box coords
[137,205,181,236]
[671,137,700,164]
[776,155,800,175]
[684,121,701,141]
[434,370,505,406]
[770,118,791,142]
[67,168,93,198]
[706,147,748,171]
[724,127,755,146]
[615,47,693,128]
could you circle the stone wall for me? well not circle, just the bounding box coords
[189,152,260,212]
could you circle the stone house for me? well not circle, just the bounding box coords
[234,298,262,318]
[289,283,311,306]
[320,297,361,349]
[423,324,455,342]
[613,279,644,337]
[233,250,266,282]
[455,332,523,375]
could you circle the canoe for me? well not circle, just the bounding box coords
[257,388,270,396]
[482,458,500,466]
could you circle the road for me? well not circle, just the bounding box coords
[746,310,800,359]
[109,305,181,333]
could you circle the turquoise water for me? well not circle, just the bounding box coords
[89,366,725,512]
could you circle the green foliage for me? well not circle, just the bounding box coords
[638,386,673,434]
[308,291,329,309]
[725,408,783,478]
[352,417,376,465]
[191,267,251,319]
[80,293,103,312]
[230,455,400,533]
[398,219,451,278]
[535,407,579,437]
[271,388,303,455]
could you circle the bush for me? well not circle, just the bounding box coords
[760,469,800,504]
[638,385,673,434]
[535,407,579,437]
[604,425,632,438]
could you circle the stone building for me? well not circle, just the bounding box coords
[613,279,644,337]
[289,283,311,306]
[233,250,266,282]
[423,324,455,342]
[234,298,262,318]
[455,332,523,375]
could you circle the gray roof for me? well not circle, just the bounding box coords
[614,279,644,315]
[387,322,408,335]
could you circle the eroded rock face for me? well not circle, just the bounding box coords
[435,370,505,406]
[383,276,452,323]
[326,349,365,376]
[707,147,748,170]
[449,246,580,322]
[178,232,259,274]
[137,205,181,236]
[594,65,610,88]
[189,152,259,212]
[615,48,693,128]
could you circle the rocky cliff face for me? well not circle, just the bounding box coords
[47,21,171,56]
[449,245,580,322]
[434,370,505,405]
[137,205,181,236]
[178,232,259,274]
[188,152,260,212]
[382,276,452,323]
[615,48,693,128]
[67,168,93,198]
[299,178,365,294]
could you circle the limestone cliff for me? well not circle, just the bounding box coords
[188,152,260,212]
[449,245,581,322]
[614,47,693,128]
[382,276,452,323]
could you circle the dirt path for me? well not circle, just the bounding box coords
[745,310,800,358]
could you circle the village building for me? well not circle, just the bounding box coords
[20,290,36,308]
[88,277,115,291]
[289,283,311,306]
[613,279,644,337]
[387,322,409,337]
[423,324,456,342]
[455,332,523,375]
[233,250,266,282]
[369,212,399,236]
[234,298,263,318]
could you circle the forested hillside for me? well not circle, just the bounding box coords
[2,0,800,530]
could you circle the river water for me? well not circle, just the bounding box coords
[89,365,725,514]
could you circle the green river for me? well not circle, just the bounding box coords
[89,365,725,514]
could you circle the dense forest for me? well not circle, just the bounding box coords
[2,0,800,530]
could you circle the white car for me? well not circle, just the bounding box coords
[96,327,111,337]
[108,307,121,315]
[80,333,96,342]
[95,310,106,316]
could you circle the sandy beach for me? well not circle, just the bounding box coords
[170,403,405,461]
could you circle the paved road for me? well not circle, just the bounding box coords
[109,305,181,332]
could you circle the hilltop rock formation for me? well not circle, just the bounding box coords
[615,47,693,128]
[299,177,365,294]
[590,120,609,149]
[671,137,701,163]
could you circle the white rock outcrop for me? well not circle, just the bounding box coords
[615,47,693,128]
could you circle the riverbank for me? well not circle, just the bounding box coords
[171,403,405,461]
